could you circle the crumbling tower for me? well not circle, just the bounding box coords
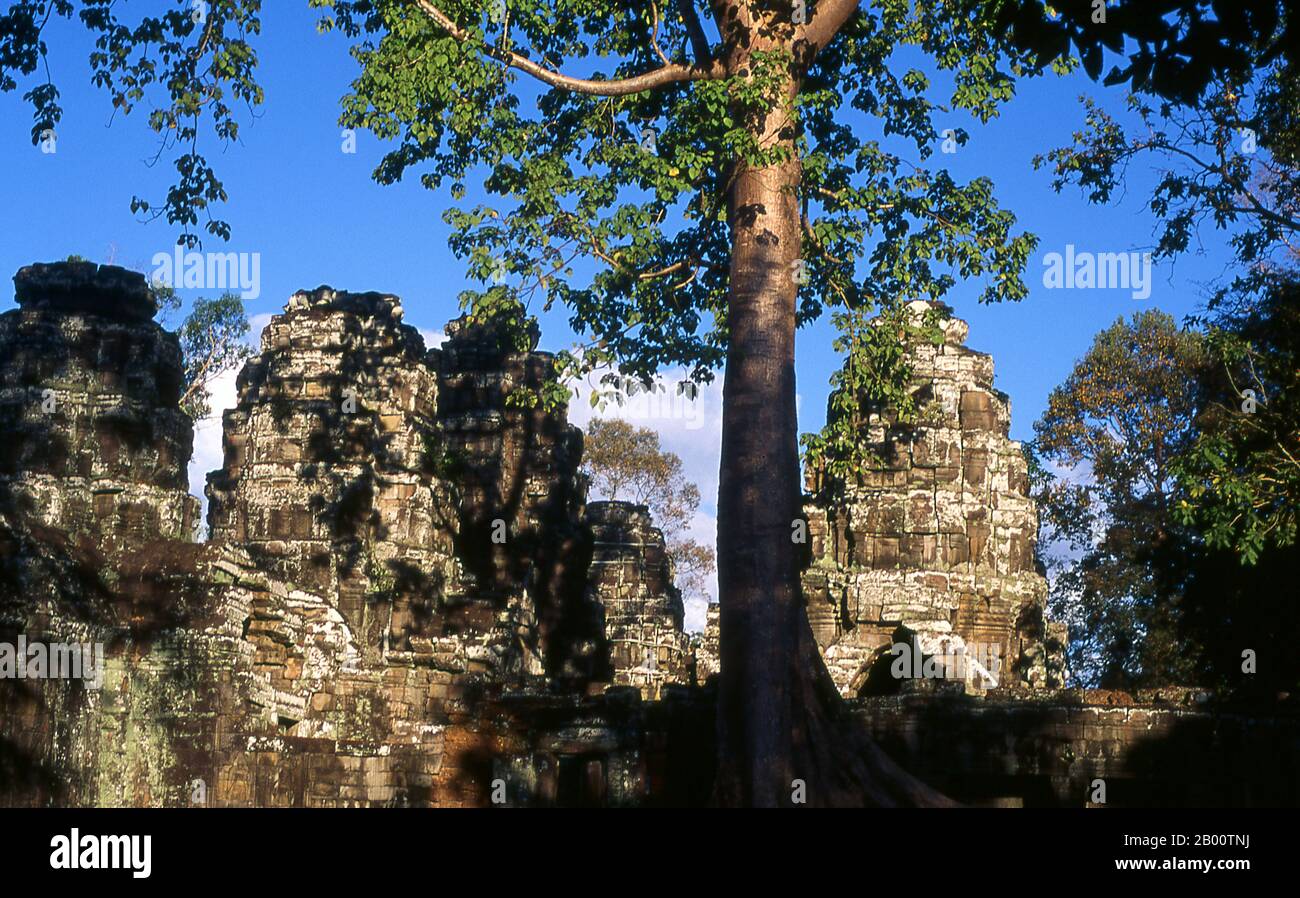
[431,314,603,682]
[205,286,466,663]
[802,301,1066,694]
[0,262,199,555]
[206,290,605,681]
[584,501,692,698]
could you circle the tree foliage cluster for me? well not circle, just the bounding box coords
[1031,305,1300,695]
[1030,11,1299,692]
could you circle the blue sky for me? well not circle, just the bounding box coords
[0,4,1241,626]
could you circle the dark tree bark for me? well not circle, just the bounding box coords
[712,15,951,807]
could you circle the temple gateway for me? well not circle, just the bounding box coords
[2,263,1295,807]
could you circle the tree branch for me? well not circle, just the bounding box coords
[178,327,220,412]
[410,0,723,96]
[649,1,670,66]
[799,0,861,58]
[676,0,712,65]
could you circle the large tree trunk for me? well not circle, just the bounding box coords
[712,60,950,808]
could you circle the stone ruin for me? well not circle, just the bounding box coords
[203,285,599,681]
[0,262,200,555]
[802,300,1067,696]
[0,263,707,807]
[1,263,1296,808]
[584,501,694,699]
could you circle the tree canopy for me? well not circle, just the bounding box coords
[1032,307,1300,694]
[1030,310,1206,687]
[307,0,1048,409]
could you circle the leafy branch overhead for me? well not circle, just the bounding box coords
[988,0,1294,104]
[308,0,1048,444]
[0,0,265,246]
[1035,67,1298,283]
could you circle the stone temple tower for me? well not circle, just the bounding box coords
[0,262,199,555]
[583,501,693,698]
[206,288,603,681]
[802,300,1066,695]
[206,286,462,663]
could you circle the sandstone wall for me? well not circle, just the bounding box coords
[0,533,711,807]
[205,292,606,682]
[695,602,721,683]
[0,266,692,807]
[854,691,1300,807]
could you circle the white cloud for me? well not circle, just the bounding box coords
[187,366,240,535]
[185,313,270,534]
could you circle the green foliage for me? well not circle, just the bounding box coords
[1033,306,1300,694]
[151,278,182,319]
[7,2,1044,446]
[1028,19,1300,692]
[421,429,466,481]
[1034,64,1299,283]
[801,301,948,484]
[362,538,397,600]
[1031,310,1207,687]
[1035,310,1205,504]
[1,0,266,247]
[984,0,1294,105]
[314,0,1038,414]
[177,292,252,419]
[1036,39,1299,565]
[1173,277,1300,563]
